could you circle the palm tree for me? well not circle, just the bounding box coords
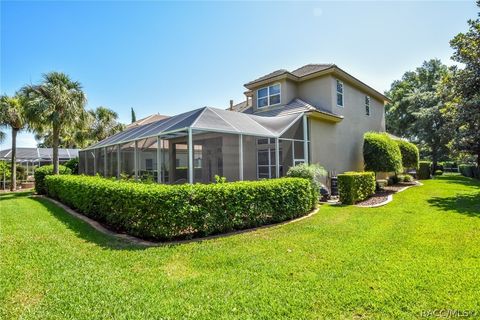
[89,106,125,142]
[22,72,87,174]
[0,94,28,191]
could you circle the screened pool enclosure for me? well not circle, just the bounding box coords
[79,107,310,184]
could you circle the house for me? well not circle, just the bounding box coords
[78,64,387,183]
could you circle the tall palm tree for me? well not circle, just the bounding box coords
[22,72,87,174]
[0,94,28,191]
[89,106,125,142]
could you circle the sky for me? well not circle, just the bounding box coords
[0,0,477,150]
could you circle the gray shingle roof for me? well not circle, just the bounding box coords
[290,64,334,77]
[245,64,335,86]
[241,98,343,120]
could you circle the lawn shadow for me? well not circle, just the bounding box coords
[434,175,480,189]
[30,196,153,251]
[0,191,33,202]
[427,193,480,218]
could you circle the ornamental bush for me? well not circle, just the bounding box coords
[395,140,419,169]
[363,132,403,173]
[417,161,432,180]
[64,157,79,174]
[34,165,72,194]
[337,171,376,205]
[459,164,477,178]
[286,163,327,200]
[44,175,316,241]
[434,170,443,176]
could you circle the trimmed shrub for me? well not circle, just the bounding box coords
[395,140,419,170]
[44,175,316,241]
[337,171,376,205]
[388,174,402,185]
[286,163,327,200]
[376,179,388,190]
[418,161,432,180]
[434,170,443,176]
[459,164,476,178]
[403,174,414,182]
[34,165,71,194]
[64,157,79,174]
[363,132,403,173]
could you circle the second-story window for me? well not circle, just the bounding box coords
[257,83,281,108]
[365,96,371,116]
[336,80,344,107]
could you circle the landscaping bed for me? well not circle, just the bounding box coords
[356,182,419,207]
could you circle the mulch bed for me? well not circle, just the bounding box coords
[355,182,418,207]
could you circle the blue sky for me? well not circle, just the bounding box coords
[0,1,477,149]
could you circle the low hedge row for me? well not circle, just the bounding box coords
[34,165,72,194]
[44,175,317,241]
[337,172,376,205]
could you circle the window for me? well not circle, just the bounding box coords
[365,96,371,116]
[257,84,281,108]
[336,80,344,107]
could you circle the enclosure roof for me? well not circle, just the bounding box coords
[0,148,79,162]
[83,106,304,150]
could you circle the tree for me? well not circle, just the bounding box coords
[448,1,480,166]
[89,106,125,142]
[385,59,451,169]
[0,94,28,190]
[22,72,88,174]
[131,107,136,123]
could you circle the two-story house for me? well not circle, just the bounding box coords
[231,64,387,175]
[79,64,388,184]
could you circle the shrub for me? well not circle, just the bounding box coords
[395,140,419,170]
[286,163,327,200]
[337,171,376,205]
[34,165,72,194]
[418,161,432,180]
[434,170,443,176]
[403,174,414,182]
[64,157,79,174]
[376,179,388,190]
[363,132,403,173]
[388,174,402,185]
[459,164,476,178]
[44,175,316,241]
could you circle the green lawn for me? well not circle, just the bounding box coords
[1,175,479,319]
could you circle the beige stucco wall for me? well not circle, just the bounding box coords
[309,78,385,174]
[297,76,334,112]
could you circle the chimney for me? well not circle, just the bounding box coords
[229,99,234,110]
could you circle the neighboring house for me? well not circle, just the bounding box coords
[78,64,387,183]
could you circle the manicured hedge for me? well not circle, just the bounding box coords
[337,171,376,205]
[418,161,431,180]
[34,165,72,194]
[459,164,479,179]
[44,175,317,241]
[395,140,419,169]
[363,132,403,173]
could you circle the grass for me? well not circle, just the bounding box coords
[1,175,479,319]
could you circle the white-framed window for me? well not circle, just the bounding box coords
[257,83,281,108]
[336,80,344,107]
[365,95,371,116]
